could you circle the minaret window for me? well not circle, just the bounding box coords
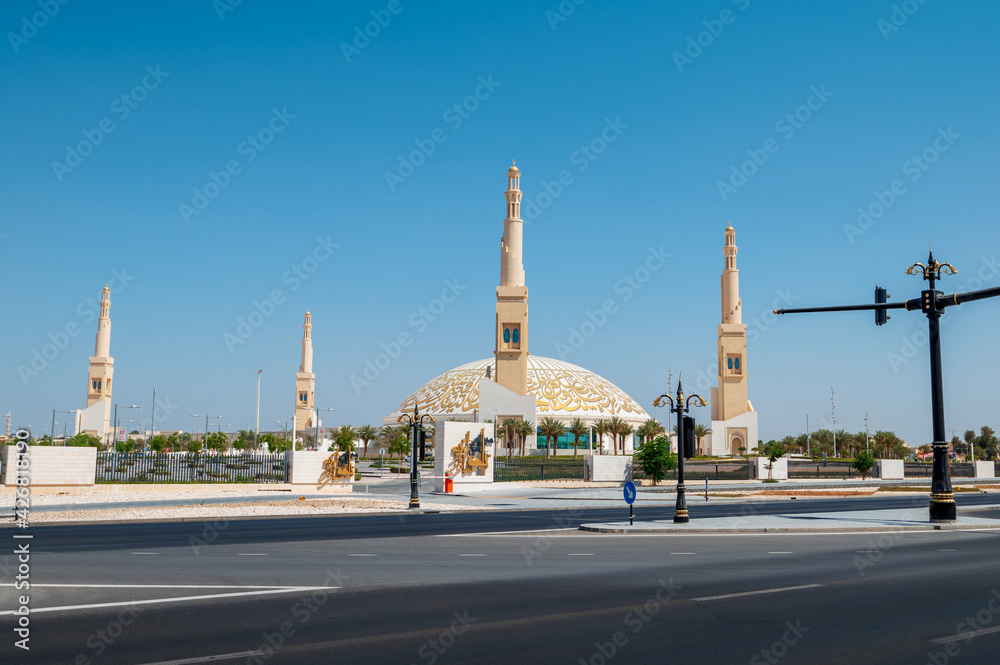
[512,328,520,345]
[504,328,510,345]
[92,379,101,391]
[727,355,743,375]
[299,392,308,403]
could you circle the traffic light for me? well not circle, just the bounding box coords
[875,286,890,326]
[419,429,427,461]
[682,416,696,459]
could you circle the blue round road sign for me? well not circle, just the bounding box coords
[623,481,636,505]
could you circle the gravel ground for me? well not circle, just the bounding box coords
[19,497,483,523]
[17,487,344,506]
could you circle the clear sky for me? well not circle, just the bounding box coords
[3,0,999,445]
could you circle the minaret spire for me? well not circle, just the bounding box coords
[495,161,529,395]
[85,284,115,444]
[95,285,112,357]
[300,310,313,373]
[721,224,741,325]
[295,311,316,435]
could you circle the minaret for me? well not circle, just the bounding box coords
[86,285,115,440]
[294,311,316,434]
[495,161,529,395]
[712,225,752,436]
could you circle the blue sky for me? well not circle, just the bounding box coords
[3,0,999,445]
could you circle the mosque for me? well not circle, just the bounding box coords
[383,162,757,455]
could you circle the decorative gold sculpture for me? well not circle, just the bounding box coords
[320,450,354,484]
[450,429,490,475]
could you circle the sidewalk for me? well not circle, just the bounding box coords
[579,504,1000,533]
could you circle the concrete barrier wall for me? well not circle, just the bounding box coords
[287,451,353,492]
[752,457,788,480]
[878,459,904,480]
[584,455,632,482]
[975,461,995,478]
[2,445,97,486]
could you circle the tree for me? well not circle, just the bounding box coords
[853,449,877,479]
[388,433,409,467]
[538,417,566,457]
[187,439,203,454]
[66,432,101,447]
[514,420,534,456]
[979,426,998,461]
[762,441,785,481]
[607,416,628,455]
[357,425,378,458]
[634,435,677,486]
[593,419,609,455]
[500,418,519,458]
[636,419,665,447]
[149,435,167,453]
[205,431,228,453]
[333,425,356,453]
[695,424,712,455]
[567,418,588,458]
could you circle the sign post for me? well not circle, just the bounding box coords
[379,448,385,478]
[623,480,636,526]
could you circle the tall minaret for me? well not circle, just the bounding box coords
[712,225,750,425]
[86,285,115,439]
[495,161,529,395]
[294,311,315,434]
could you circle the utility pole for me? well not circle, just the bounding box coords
[151,388,156,443]
[865,412,870,452]
[255,369,262,448]
[806,415,810,455]
[831,388,837,459]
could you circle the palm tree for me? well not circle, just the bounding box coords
[593,419,609,455]
[501,417,519,458]
[538,417,566,457]
[515,419,534,456]
[568,417,588,458]
[607,416,628,455]
[357,425,378,458]
[636,418,665,447]
[618,421,635,454]
[694,424,712,455]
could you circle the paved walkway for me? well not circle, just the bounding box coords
[580,505,1000,533]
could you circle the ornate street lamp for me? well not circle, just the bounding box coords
[398,404,434,509]
[654,376,707,523]
[775,248,1000,522]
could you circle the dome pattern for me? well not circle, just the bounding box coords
[385,356,650,424]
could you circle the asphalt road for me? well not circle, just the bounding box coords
[3,496,1000,664]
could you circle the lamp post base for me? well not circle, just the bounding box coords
[674,484,689,524]
[929,494,956,522]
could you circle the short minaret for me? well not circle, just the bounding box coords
[86,285,115,441]
[710,225,756,456]
[495,161,529,395]
[295,311,316,434]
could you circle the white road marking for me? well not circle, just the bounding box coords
[437,528,579,537]
[937,549,957,552]
[671,552,697,555]
[931,625,1000,644]
[238,553,267,556]
[567,553,594,556]
[0,586,339,616]
[694,584,822,602]
[348,553,377,557]
[131,552,158,555]
[0,584,327,590]
[133,650,263,665]
[459,554,487,557]
[768,552,794,554]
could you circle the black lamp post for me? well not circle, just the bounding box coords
[775,248,1000,522]
[654,377,707,524]
[398,404,434,509]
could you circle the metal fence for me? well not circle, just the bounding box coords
[96,452,288,484]
[494,457,585,482]
[634,461,751,482]
[788,461,857,479]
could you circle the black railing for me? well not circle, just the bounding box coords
[787,461,856,479]
[494,456,585,482]
[96,452,288,484]
[636,462,751,482]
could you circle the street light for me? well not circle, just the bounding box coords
[191,414,223,452]
[653,376,707,524]
[398,404,434,509]
[316,408,336,451]
[774,247,1000,522]
[255,370,263,448]
[112,404,140,451]
[51,409,76,446]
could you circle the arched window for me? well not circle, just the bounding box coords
[734,357,741,370]
[512,328,519,344]
[727,357,733,370]
[504,328,510,344]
